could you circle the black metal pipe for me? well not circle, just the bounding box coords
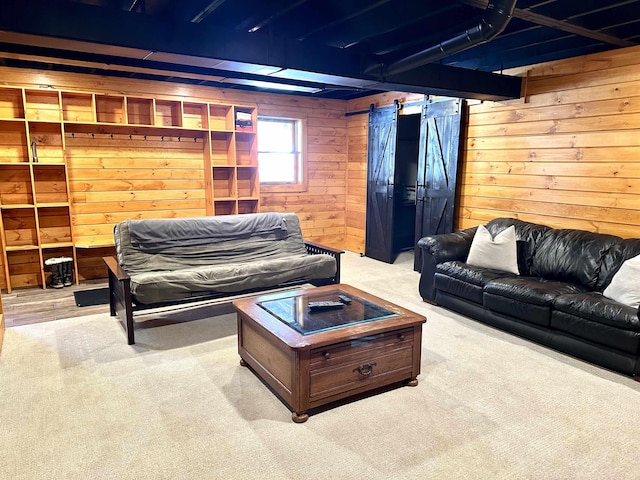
[378,0,517,76]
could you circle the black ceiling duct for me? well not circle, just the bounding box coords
[375,0,517,76]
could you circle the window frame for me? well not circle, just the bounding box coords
[257,115,307,193]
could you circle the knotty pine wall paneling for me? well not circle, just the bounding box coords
[0,67,348,286]
[257,102,348,249]
[462,44,640,238]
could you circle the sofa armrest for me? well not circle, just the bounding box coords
[304,240,344,284]
[417,227,477,303]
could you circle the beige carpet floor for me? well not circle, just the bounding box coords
[1,252,640,479]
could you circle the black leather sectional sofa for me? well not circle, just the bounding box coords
[418,218,640,377]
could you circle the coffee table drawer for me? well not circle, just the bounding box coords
[310,328,414,367]
[309,328,415,402]
[309,346,414,400]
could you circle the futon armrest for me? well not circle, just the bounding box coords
[304,240,344,256]
[304,240,344,284]
[103,256,130,281]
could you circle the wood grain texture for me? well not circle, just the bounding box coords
[0,66,349,289]
[463,44,640,237]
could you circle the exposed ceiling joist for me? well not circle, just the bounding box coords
[0,0,523,100]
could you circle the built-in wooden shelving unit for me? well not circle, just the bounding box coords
[0,85,259,291]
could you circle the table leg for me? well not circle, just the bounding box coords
[292,412,309,423]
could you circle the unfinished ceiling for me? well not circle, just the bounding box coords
[0,0,638,100]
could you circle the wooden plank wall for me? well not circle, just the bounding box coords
[0,67,347,285]
[461,45,640,237]
[345,92,425,253]
[67,134,207,246]
[257,103,347,247]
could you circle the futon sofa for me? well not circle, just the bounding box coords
[105,212,343,344]
[418,218,640,377]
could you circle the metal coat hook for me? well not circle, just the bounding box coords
[178,136,181,142]
[71,132,75,138]
[129,134,132,140]
[110,134,114,139]
[91,133,95,139]
[144,135,147,140]
[161,136,164,141]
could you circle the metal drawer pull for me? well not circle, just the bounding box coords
[398,333,406,341]
[353,362,377,377]
[324,352,331,360]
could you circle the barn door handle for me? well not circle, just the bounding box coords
[353,362,376,377]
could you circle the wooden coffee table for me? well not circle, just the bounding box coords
[232,284,426,423]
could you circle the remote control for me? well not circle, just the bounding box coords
[308,301,345,310]
[338,295,352,304]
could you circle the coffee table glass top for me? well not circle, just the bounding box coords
[257,289,398,335]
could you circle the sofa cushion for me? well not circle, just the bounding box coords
[529,229,621,289]
[551,310,640,355]
[554,292,640,331]
[484,277,586,327]
[436,261,517,287]
[130,254,336,305]
[435,274,484,305]
[435,261,518,305]
[466,225,519,274]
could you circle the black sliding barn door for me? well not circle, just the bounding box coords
[365,103,399,263]
[414,99,465,271]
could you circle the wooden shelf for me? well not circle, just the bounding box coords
[62,92,94,122]
[41,242,74,249]
[0,88,25,119]
[235,132,257,166]
[0,164,33,206]
[212,166,235,198]
[155,100,182,127]
[238,199,259,214]
[126,97,154,126]
[213,200,237,216]
[210,104,233,131]
[183,103,208,129]
[29,125,65,165]
[0,121,29,163]
[96,95,125,124]
[0,85,259,291]
[210,131,235,166]
[5,244,39,252]
[75,239,115,249]
[25,90,61,122]
[237,167,258,198]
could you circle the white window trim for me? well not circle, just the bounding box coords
[258,115,308,193]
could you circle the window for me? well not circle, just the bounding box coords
[258,116,305,191]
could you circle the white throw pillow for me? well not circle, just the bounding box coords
[466,224,519,274]
[603,254,640,308]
